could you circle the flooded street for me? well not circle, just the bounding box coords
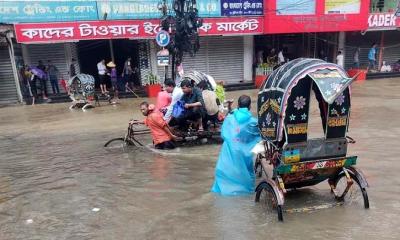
[0,79,399,240]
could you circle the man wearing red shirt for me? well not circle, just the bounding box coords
[134,102,177,149]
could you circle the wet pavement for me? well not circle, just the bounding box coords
[0,78,399,239]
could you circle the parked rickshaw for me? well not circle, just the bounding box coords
[254,58,369,221]
[68,74,96,110]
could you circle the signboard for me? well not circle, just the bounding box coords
[0,0,221,23]
[221,0,263,16]
[14,17,264,43]
[156,30,170,47]
[276,0,316,15]
[325,0,361,14]
[157,49,170,66]
[368,13,400,30]
[0,1,98,23]
[97,0,221,19]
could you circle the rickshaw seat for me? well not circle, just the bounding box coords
[282,137,347,163]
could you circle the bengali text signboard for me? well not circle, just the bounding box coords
[14,17,264,44]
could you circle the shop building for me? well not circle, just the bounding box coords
[1,0,264,104]
[344,8,400,74]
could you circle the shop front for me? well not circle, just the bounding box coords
[344,11,400,78]
[15,17,264,87]
[253,0,369,87]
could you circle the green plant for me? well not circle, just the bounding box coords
[145,73,159,85]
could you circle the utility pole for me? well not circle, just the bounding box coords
[159,0,202,80]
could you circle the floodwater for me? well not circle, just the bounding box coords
[0,78,399,240]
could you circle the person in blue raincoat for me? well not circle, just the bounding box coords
[211,95,261,196]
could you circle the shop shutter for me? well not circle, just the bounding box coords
[207,36,244,84]
[138,40,151,85]
[381,31,400,66]
[156,36,244,84]
[0,46,18,104]
[181,37,209,75]
[25,43,78,94]
[67,43,81,75]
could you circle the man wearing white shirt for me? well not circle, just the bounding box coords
[164,79,184,122]
[336,51,344,68]
[97,59,108,94]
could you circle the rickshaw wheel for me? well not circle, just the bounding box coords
[104,138,126,147]
[334,172,369,209]
[254,156,263,178]
[255,182,283,221]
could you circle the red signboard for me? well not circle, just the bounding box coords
[14,17,264,43]
[264,1,370,33]
[368,13,400,30]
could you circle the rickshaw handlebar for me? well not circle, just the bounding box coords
[346,136,356,144]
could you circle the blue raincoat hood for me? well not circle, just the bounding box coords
[233,108,252,124]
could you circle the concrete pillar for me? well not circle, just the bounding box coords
[243,35,254,82]
[21,44,30,65]
[338,31,346,63]
[109,40,115,62]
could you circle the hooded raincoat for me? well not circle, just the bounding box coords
[211,108,261,195]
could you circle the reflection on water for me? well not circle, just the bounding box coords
[0,81,400,239]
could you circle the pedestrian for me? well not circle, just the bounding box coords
[368,43,377,72]
[155,78,173,115]
[353,48,360,68]
[69,58,77,78]
[122,57,133,91]
[211,95,261,195]
[37,60,48,99]
[47,60,60,94]
[336,50,344,68]
[107,61,119,99]
[21,65,35,105]
[97,59,108,94]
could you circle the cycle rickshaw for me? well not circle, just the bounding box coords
[254,58,369,221]
[68,74,96,110]
[104,71,232,148]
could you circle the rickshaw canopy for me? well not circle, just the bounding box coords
[258,58,355,144]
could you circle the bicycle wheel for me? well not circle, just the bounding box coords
[255,182,284,221]
[104,138,126,148]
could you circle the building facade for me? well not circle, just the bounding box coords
[0,0,399,104]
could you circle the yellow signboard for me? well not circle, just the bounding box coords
[325,0,361,14]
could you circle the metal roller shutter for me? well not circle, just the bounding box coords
[207,36,244,84]
[66,43,81,75]
[180,37,209,75]
[0,46,18,104]
[156,36,244,84]
[25,43,79,94]
[381,31,400,66]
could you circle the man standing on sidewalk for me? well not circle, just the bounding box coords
[47,60,60,94]
[97,59,108,94]
[368,43,377,72]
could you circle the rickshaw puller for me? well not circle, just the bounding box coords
[133,102,177,150]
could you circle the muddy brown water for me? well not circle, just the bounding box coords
[0,79,399,239]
